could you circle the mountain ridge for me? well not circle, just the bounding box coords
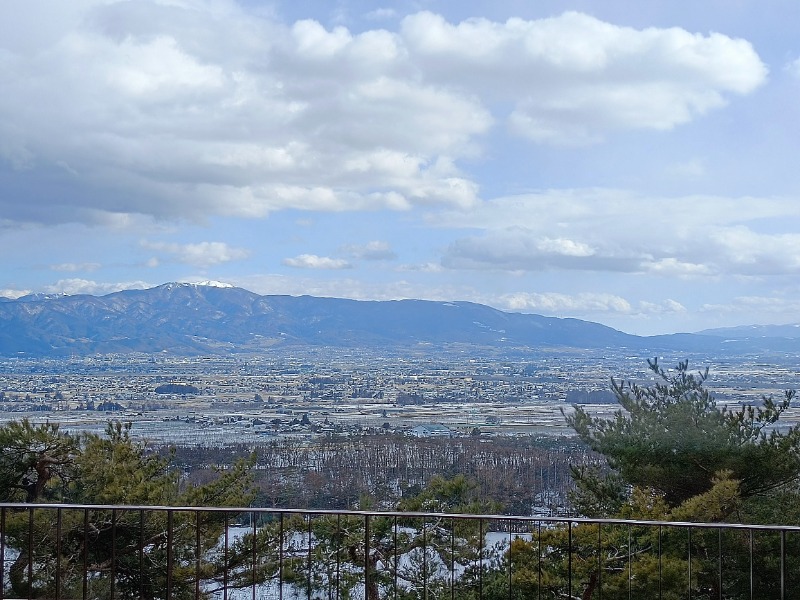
[0,282,796,357]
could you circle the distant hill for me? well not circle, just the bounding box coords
[0,282,798,357]
[697,323,800,339]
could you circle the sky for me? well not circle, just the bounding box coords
[2,0,800,335]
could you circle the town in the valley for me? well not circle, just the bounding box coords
[2,347,798,446]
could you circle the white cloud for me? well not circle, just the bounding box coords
[643,258,713,277]
[441,228,639,272]
[50,262,102,273]
[784,57,800,78]
[395,262,444,273]
[235,273,477,303]
[501,291,632,313]
[699,296,800,321]
[141,241,250,267]
[401,11,766,144]
[665,158,707,179]
[232,271,685,323]
[499,291,686,317]
[282,254,352,270]
[43,279,151,296]
[0,288,31,299]
[364,8,397,21]
[0,4,765,225]
[435,190,800,278]
[341,240,397,260]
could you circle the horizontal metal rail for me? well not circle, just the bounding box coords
[1,503,798,599]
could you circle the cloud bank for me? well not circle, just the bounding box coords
[0,2,766,227]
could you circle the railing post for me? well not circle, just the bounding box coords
[195,511,201,600]
[394,514,399,600]
[749,529,754,600]
[658,525,663,600]
[27,507,33,600]
[451,518,456,600]
[166,509,174,600]
[279,513,284,600]
[306,514,312,600]
[479,518,484,599]
[422,516,427,600]
[688,526,692,600]
[364,514,371,600]
[628,524,632,600]
[110,508,116,599]
[537,521,542,600]
[55,507,62,600]
[224,511,230,600]
[597,522,602,600]
[0,507,5,600]
[781,529,786,600]
[507,524,512,600]
[338,513,343,600]
[82,508,89,600]
[717,527,722,600]
[568,521,573,600]
[140,509,146,600]
[252,509,257,600]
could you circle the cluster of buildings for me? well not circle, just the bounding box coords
[1,348,799,445]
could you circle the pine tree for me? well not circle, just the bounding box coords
[566,359,800,509]
[0,419,255,599]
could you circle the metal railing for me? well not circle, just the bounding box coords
[2,502,799,599]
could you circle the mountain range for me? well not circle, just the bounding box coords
[1,282,799,357]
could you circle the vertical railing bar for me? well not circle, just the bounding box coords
[628,524,632,600]
[166,510,174,600]
[780,529,786,600]
[252,509,257,600]
[394,515,398,600]
[279,513,284,600]
[195,511,201,600]
[364,515,371,600]
[110,508,116,600]
[508,522,513,600]
[0,507,5,600]
[718,527,722,600]
[82,508,89,600]
[749,528,754,600]
[450,517,455,600]
[224,511,230,600]
[479,518,484,600]
[688,527,692,600]
[422,516,427,600]
[337,514,342,600]
[140,509,145,600]
[55,507,62,600]
[26,507,33,600]
[568,521,573,600]
[658,525,663,600]
[537,521,542,600]
[597,522,602,600]
[392,515,398,600]
[306,514,312,600]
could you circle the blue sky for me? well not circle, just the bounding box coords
[3,0,800,335]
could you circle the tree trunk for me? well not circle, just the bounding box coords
[582,570,598,600]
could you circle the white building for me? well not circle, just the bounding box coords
[410,423,452,438]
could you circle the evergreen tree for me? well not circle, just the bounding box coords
[566,358,800,509]
[0,419,255,599]
[481,359,800,600]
